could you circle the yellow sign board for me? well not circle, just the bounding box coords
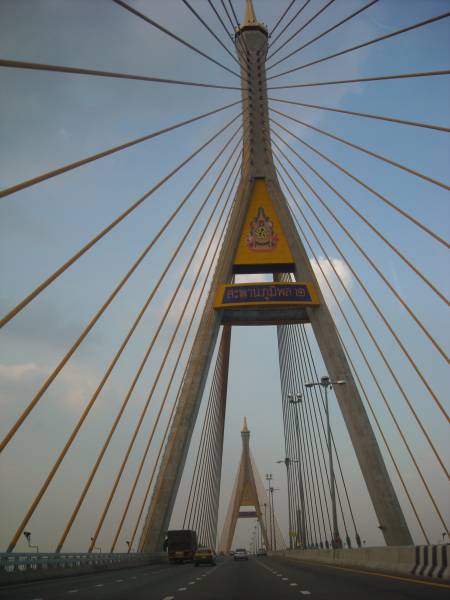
[233,178,295,273]
[214,282,319,309]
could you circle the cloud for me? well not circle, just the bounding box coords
[310,254,353,311]
[0,361,98,416]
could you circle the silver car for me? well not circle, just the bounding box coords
[234,548,249,561]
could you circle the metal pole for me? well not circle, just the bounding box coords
[285,459,293,550]
[263,503,268,548]
[271,488,277,552]
[325,384,339,547]
[292,402,307,547]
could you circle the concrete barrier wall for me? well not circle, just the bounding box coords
[0,553,166,586]
[272,545,449,581]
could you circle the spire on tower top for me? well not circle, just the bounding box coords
[244,0,257,26]
[238,0,267,34]
[242,416,249,432]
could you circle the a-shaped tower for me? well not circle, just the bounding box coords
[139,0,412,553]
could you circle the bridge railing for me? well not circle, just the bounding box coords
[0,552,151,573]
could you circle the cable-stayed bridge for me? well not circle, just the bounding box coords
[0,1,449,598]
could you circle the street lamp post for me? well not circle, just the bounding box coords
[305,375,345,549]
[288,393,307,548]
[23,531,39,553]
[265,474,273,550]
[263,502,268,549]
[276,457,299,550]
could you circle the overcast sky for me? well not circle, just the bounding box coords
[0,0,449,554]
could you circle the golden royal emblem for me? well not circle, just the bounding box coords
[246,206,278,251]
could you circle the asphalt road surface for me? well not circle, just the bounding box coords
[1,555,448,599]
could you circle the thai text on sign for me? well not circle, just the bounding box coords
[214,283,319,308]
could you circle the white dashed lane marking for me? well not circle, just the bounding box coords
[300,591,312,595]
[178,587,187,591]
[290,582,298,586]
[95,583,104,587]
[162,597,175,600]
[282,577,288,580]
[188,581,195,584]
[67,592,79,595]
[116,579,124,582]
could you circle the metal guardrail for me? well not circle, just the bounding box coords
[0,552,151,573]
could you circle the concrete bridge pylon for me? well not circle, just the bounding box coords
[139,0,412,553]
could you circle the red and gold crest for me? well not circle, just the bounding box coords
[246,206,278,251]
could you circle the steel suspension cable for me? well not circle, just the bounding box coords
[87,139,241,553]
[208,0,233,42]
[268,0,311,51]
[0,100,241,199]
[112,287,220,551]
[270,127,450,308]
[130,198,235,551]
[112,0,241,79]
[183,374,219,529]
[194,395,219,545]
[270,118,449,248]
[0,113,240,333]
[279,322,313,547]
[336,328,430,543]
[0,117,241,458]
[270,1,297,39]
[285,192,433,542]
[292,323,349,542]
[274,151,450,456]
[281,326,321,546]
[223,0,250,71]
[7,133,241,554]
[181,0,243,70]
[288,328,327,546]
[300,323,360,544]
[275,163,450,532]
[183,352,222,528]
[273,141,450,421]
[108,158,240,552]
[267,0,379,70]
[277,324,304,546]
[185,342,222,530]
[267,12,450,81]
[270,97,450,133]
[271,107,449,190]
[283,182,445,537]
[56,152,241,554]
[0,59,243,90]
[194,370,223,546]
[268,69,450,90]
[267,0,336,62]
[288,325,334,544]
